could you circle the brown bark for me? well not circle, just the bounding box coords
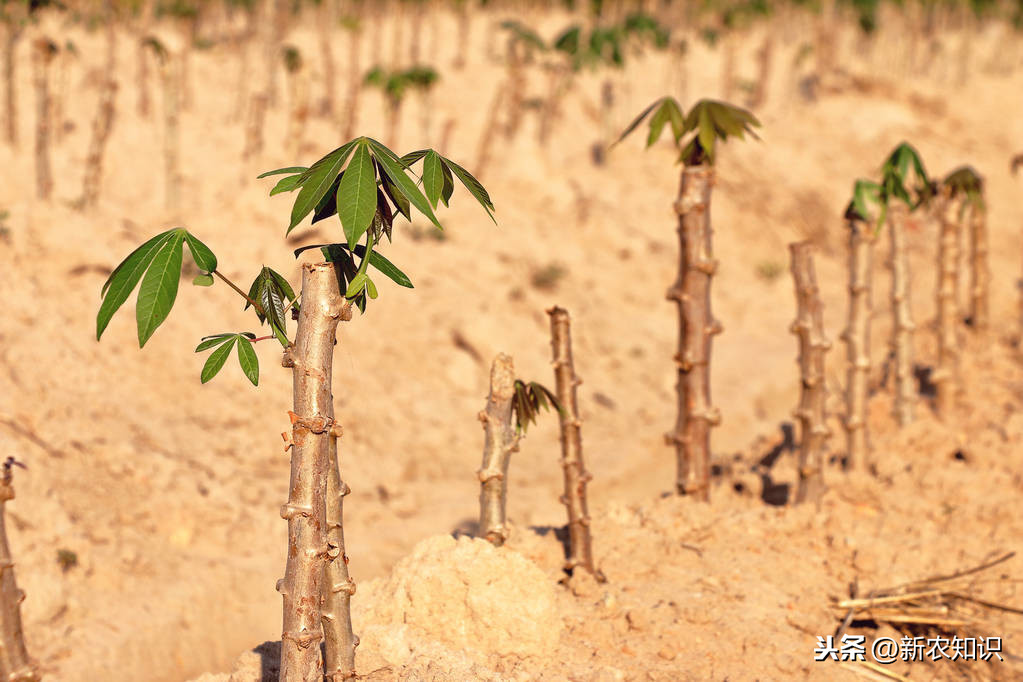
[80,24,117,209]
[547,307,599,577]
[3,23,22,146]
[32,38,55,201]
[888,205,916,426]
[789,242,831,506]
[0,462,39,682]
[277,263,346,682]
[321,366,357,681]
[841,218,874,469]
[935,194,962,419]
[477,353,520,546]
[665,164,721,500]
[967,199,989,332]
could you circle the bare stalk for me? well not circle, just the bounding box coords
[453,0,469,69]
[935,194,962,419]
[321,310,357,682]
[888,205,916,426]
[243,92,267,160]
[665,164,722,500]
[32,38,56,201]
[79,23,117,209]
[158,53,181,214]
[789,242,831,506]
[135,7,153,117]
[3,22,22,146]
[316,0,337,117]
[278,263,345,681]
[0,461,39,682]
[473,82,505,181]
[841,218,874,469]
[967,198,989,332]
[749,36,773,109]
[477,353,520,546]
[547,307,598,577]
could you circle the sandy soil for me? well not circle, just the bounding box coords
[2,4,1023,681]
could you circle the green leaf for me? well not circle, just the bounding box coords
[236,336,259,386]
[311,172,343,224]
[440,162,454,207]
[268,268,296,301]
[646,102,670,147]
[399,149,429,166]
[97,230,176,340]
[200,337,236,383]
[379,165,411,221]
[338,142,378,248]
[345,272,367,298]
[192,273,214,286]
[270,173,305,196]
[612,97,665,147]
[697,104,715,162]
[361,248,413,288]
[367,138,443,229]
[288,141,358,233]
[183,231,217,272]
[258,166,307,179]
[365,276,378,299]
[135,231,185,347]
[422,151,443,208]
[440,156,497,223]
[195,334,235,352]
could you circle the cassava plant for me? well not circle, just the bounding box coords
[788,242,831,506]
[841,181,878,468]
[78,13,117,209]
[31,36,56,200]
[96,136,495,681]
[0,457,38,682]
[142,37,181,213]
[932,167,983,417]
[943,166,987,331]
[363,64,438,149]
[281,45,308,158]
[477,355,559,546]
[546,306,600,577]
[876,142,933,426]
[614,97,760,500]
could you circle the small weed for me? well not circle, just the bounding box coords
[530,263,567,291]
[756,260,785,282]
[407,224,446,242]
[56,548,78,573]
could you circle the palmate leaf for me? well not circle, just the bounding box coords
[285,139,359,233]
[511,379,562,434]
[245,266,296,346]
[294,242,414,288]
[196,332,259,386]
[257,166,308,179]
[97,227,219,347]
[439,155,496,223]
[367,137,443,229]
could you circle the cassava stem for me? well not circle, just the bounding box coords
[32,38,55,201]
[278,263,345,681]
[841,218,874,469]
[665,164,721,500]
[934,193,962,418]
[888,204,916,426]
[547,307,598,576]
[789,242,831,505]
[477,353,520,546]
[321,320,357,682]
[968,198,989,332]
[3,22,22,146]
[80,22,117,209]
[0,462,39,682]
[158,53,180,213]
